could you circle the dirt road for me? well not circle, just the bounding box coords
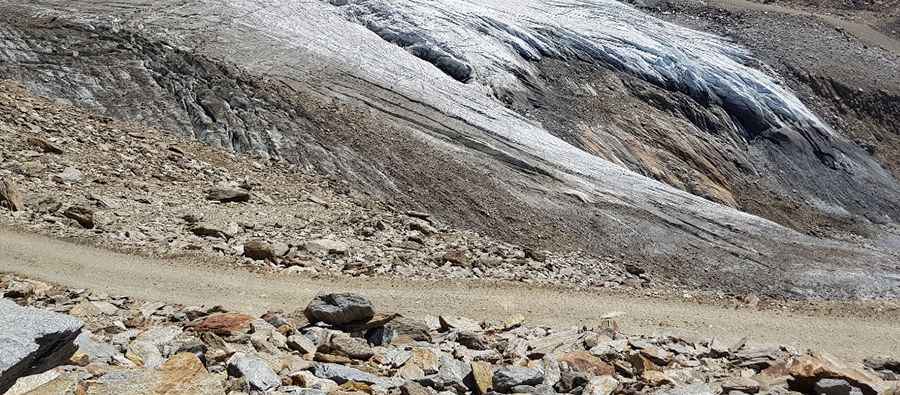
[706,0,900,55]
[1,228,897,362]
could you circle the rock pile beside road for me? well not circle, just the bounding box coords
[1,275,897,395]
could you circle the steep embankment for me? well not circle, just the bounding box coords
[1,0,899,298]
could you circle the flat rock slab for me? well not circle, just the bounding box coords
[0,298,83,393]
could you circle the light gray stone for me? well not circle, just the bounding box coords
[493,366,543,392]
[0,299,83,393]
[313,362,386,385]
[227,352,281,392]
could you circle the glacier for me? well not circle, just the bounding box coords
[2,0,899,298]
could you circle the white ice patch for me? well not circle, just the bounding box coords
[333,0,830,135]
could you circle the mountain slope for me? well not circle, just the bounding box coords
[1,0,899,298]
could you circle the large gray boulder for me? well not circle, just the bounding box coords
[304,293,374,325]
[226,352,281,392]
[492,366,543,392]
[0,299,83,393]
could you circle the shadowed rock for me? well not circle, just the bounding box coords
[0,299,83,393]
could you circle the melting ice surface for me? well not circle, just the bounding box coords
[333,0,830,135]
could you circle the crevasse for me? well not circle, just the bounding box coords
[334,0,830,136]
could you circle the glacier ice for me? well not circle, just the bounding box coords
[331,0,831,136]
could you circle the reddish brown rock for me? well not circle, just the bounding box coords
[628,352,660,375]
[559,351,615,376]
[26,136,64,154]
[188,313,253,336]
[788,352,886,395]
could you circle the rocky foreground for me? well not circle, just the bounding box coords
[0,275,898,395]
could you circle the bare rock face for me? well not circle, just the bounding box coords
[0,299,83,393]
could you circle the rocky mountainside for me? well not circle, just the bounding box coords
[1,0,899,298]
[1,276,898,395]
[0,80,646,292]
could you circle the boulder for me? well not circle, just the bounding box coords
[419,354,472,392]
[304,239,349,255]
[63,206,94,229]
[721,376,761,393]
[655,383,716,395]
[368,317,432,345]
[559,352,615,376]
[439,315,482,332]
[73,332,118,364]
[124,340,164,368]
[788,352,886,395]
[0,178,25,212]
[190,222,238,239]
[243,240,278,261]
[408,347,441,374]
[227,352,281,392]
[5,369,61,395]
[287,334,318,355]
[400,382,430,395]
[0,299,83,393]
[814,378,863,395]
[864,357,900,374]
[323,334,374,360]
[87,353,224,394]
[457,331,490,350]
[290,371,339,392]
[312,363,386,385]
[582,375,618,395]
[304,293,374,325]
[492,366,543,392]
[471,361,494,395]
[188,313,253,336]
[52,167,82,184]
[26,137,64,154]
[206,186,250,203]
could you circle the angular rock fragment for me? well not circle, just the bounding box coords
[62,206,94,229]
[26,137,64,155]
[559,351,615,376]
[313,362,386,385]
[439,315,482,332]
[582,375,618,395]
[188,313,253,336]
[52,167,82,184]
[243,240,278,261]
[304,293,374,325]
[89,352,224,394]
[492,366,543,392]
[0,299,83,393]
[227,352,281,392]
[322,333,374,360]
[287,334,318,355]
[206,186,251,203]
[471,361,494,395]
[304,239,349,255]
[0,178,24,212]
